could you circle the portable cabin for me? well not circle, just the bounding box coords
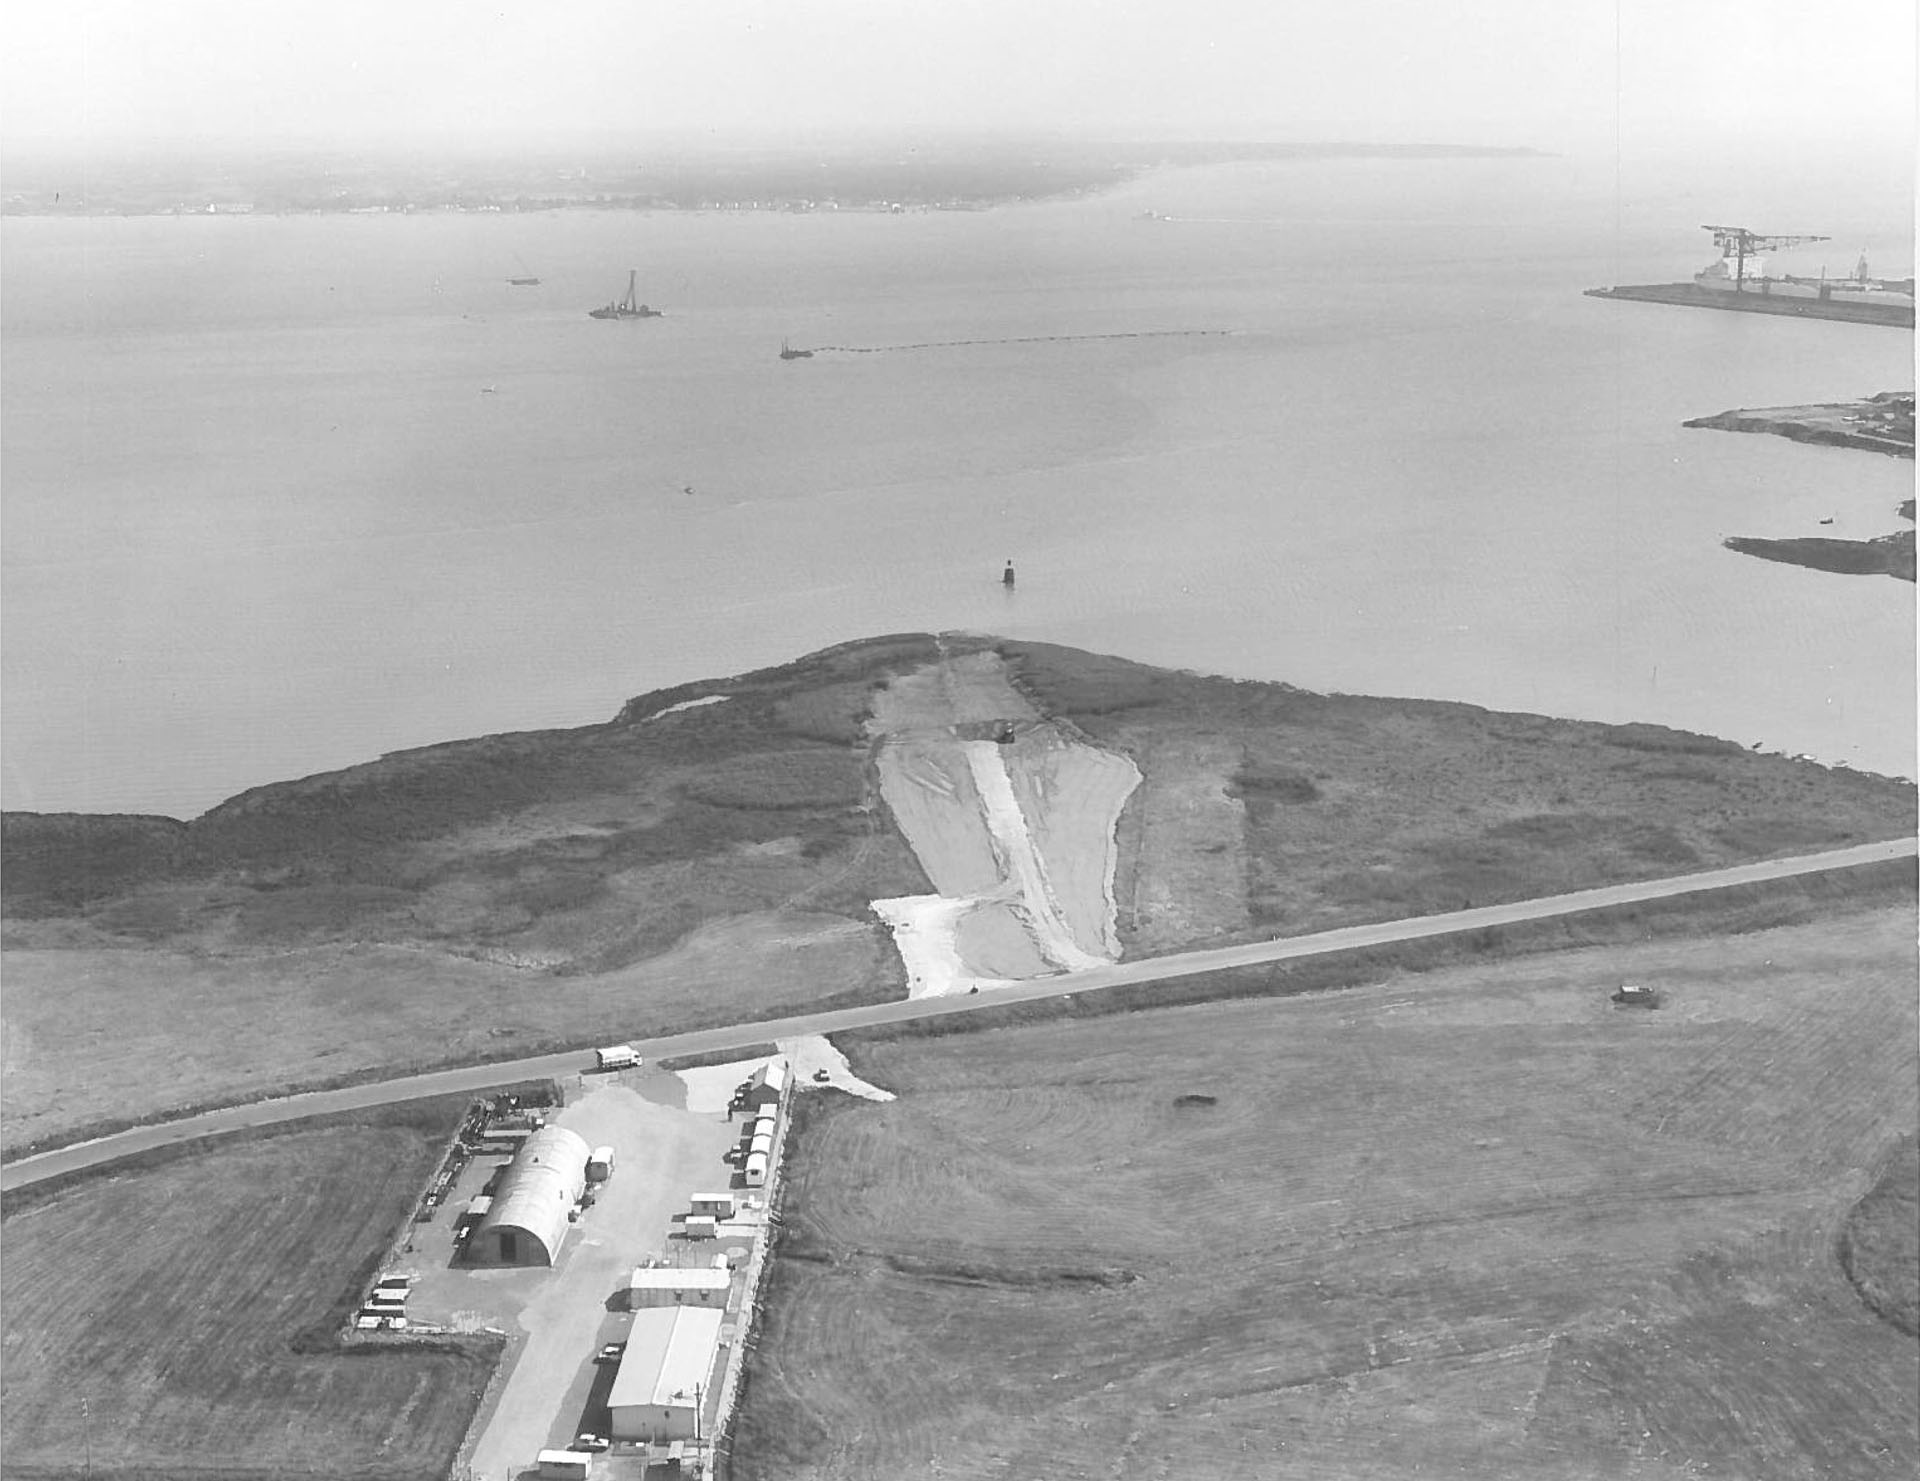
[537,1450,595,1479]
[689,1192,735,1219]
[743,1151,769,1186]
[683,1215,718,1240]
[587,1146,616,1183]
[626,1266,731,1309]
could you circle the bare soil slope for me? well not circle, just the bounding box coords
[733,907,1919,1481]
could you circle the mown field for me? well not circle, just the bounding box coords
[0,1101,497,1480]
[730,906,1920,1481]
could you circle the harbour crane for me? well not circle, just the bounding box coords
[1702,225,1829,290]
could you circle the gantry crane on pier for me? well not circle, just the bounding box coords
[1702,225,1830,290]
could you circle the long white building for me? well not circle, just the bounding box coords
[608,1306,725,1442]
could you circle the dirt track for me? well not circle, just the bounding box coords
[869,651,1140,992]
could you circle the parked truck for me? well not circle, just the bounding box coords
[594,1044,641,1071]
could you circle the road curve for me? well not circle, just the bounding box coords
[5,836,1911,1192]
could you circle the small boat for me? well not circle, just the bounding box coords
[590,270,663,320]
[779,338,813,360]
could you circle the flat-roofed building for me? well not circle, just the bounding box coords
[689,1192,735,1219]
[626,1266,731,1310]
[608,1306,725,1442]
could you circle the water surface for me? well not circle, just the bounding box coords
[4,156,1912,815]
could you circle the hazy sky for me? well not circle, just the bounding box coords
[2,0,1913,154]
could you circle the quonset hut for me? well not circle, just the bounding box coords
[467,1126,591,1266]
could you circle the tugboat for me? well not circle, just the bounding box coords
[589,270,663,320]
[779,338,813,360]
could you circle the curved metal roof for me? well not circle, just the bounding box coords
[472,1125,591,1264]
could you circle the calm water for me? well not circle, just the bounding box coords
[3,155,1913,816]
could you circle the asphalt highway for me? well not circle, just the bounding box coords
[4,835,1911,1192]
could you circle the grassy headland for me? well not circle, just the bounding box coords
[4,635,1912,1155]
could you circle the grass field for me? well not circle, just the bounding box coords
[729,906,1919,1481]
[0,1099,497,1481]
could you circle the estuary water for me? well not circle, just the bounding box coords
[3,154,1913,816]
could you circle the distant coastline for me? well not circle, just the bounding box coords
[0,139,1548,219]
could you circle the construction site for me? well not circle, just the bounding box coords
[1587,224,1916,327]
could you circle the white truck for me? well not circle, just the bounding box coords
[594,1044,641,1071]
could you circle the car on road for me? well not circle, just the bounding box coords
[595,1342,625,1362]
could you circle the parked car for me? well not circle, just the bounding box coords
[596,1342,625,1362]
[575,1433,611,1452]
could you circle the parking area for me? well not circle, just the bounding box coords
[435,1063,769,1480]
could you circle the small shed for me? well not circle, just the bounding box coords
[684,1215,718,1240]
[537,1450,595,1479]
[744,1058,788,1110]
[690,1192,735,1219]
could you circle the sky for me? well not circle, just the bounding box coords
[1,0,1913,158]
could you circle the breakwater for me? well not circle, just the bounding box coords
[1586,283,1915,329]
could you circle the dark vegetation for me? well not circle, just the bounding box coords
[996,638,1915,944]
[2,635,946,970]
[0,1099,498,1480]
[1724,530,1916,583]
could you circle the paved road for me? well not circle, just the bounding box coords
[5,836,1911,1192]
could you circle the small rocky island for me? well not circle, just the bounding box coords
[1723,526,1915,583]
[1687,392,1917,583]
